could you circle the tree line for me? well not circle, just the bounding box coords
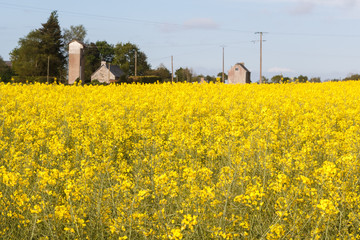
[4,11,153,83]
[261,75,320,84]
[0,11,207,84]
[259,74,360,84]
[1,11,360,84]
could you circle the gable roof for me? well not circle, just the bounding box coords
[235,63,250,73]
[91,63,124,78]
[68,39,85,47]
[108,65,123,77]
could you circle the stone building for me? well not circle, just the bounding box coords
[228,63,251,84]
[91,61,124,84]
[68,40,85,84]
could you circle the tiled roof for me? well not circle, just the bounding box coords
[108,65,123,77]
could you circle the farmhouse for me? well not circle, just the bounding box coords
[228,62,251,84]
[91,61,124,84]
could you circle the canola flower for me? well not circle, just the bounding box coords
[1,81,360,239]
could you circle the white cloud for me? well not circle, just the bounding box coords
[183,18,219,30]
[268,67,295,73]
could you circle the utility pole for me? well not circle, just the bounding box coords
[135,50,137,77]
[47,55,50,83]
[255,32,267,84]
[171,55,174,83]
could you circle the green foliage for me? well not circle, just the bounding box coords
[62,25,87,57]
[217,72,228,82]
[343,74,360,81]
[63,25,87,47]
[281,77,291,83]
[309,77,321,83]
[96,41,114,62]
[11,76,58,84]
[271,74,283,84]
[175,67,194,82]
[296,75,308,83]
[88,79,108,85]
[10,30,44,77]
[126,76,161,84]
[38,11,65,76]
[0,56,14,83]
[145,64,171,82]
[10,11,65,79]
[205,75,216,83]
[113,42,150,77]
[271,75,291,84]
[84,42,101,82]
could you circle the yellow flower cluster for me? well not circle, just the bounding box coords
[1,81,360,239]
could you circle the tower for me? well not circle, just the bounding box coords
[68,40,85,84]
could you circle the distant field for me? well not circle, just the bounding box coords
[1,82,360,239]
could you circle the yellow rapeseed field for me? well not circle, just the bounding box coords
[1,81,360,239]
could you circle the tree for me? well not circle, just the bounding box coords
[271,75,283,84]
[343,74,360,81]
[10,30,43,77]
[113,42,150,77]
[38,11,65,77]
[309,77,321,83]
[84,42,101,82]
[217,72,228,82]
[281,77,291,83]
[62,25,87,56]
[10,11,65,80]
[0,56,13,83]
[296,75,308,83]
[96,41,115,62]
[145,64,171,82]
[206,75,217,83]
[175,67,194,82]
[271,74,291,83]
[63,25,87,46]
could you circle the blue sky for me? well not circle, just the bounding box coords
[1,0,360,81]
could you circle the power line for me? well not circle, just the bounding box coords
[2,2,360,39]
[0,2,178,27]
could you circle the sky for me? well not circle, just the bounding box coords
[1,0,360,81]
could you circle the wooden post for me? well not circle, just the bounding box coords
[47,55,50,83]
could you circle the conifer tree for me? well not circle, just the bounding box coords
[10,11,65,80]
[38,11,65,77]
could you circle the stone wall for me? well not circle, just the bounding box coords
[91,65,115,83]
